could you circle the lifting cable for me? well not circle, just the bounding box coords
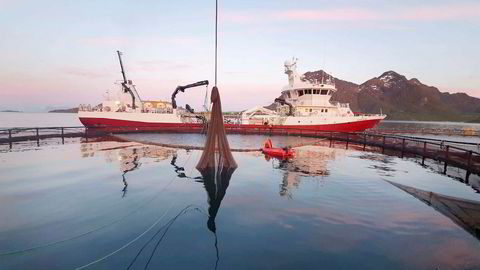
[214,0,218,86]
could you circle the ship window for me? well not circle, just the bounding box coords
[298,90,304,96]
[309,109,312,112]
[321,109,324,112]
[325,109,328,112]
[315,90,319,94]
[321,89,328,95]
[304,89,310,94]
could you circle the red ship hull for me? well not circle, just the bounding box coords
[79,117,382,133]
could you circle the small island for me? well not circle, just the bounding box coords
[1,110,22,112]
[48,107,78,113]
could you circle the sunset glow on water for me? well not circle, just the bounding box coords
[1,136,479,269]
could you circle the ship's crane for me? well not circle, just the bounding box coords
[117,50,142,110]
[171,80,209,111]
[274,98,294,116]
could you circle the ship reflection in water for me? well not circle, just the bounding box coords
[86,138,480,243]
[2,136,480,269]
[265,146,340,198]
[94,139,235,231]
[80,140,177,197]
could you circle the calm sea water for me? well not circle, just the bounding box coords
[1,135,480,269]
[376,120,480,144]
[378,120,480,130]
[0,112,82,128]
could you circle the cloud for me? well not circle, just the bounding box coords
[275,8,384,22]
[136,60,194,71]
[60,67,112,78]
[80,37,131,47]
[223,3,480,24]
[80,36,199,48]
[400,3,480,21]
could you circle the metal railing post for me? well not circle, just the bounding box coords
[8,129,12,149]
[36,128,40,146]
[444,145,449,173]
[346,133,349,149]
[329,132,333,147]
[363,133,367,151]
[467,151,472,167]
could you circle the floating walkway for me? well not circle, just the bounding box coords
[1,126,479,178]
[372,127,480,136]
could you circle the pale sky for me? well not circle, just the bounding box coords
[1,0,479,112]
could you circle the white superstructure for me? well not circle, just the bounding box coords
[240,58,385,126]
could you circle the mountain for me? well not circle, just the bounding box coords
[302,70,480,122]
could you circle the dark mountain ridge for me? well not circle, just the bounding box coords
[302,70,480,122]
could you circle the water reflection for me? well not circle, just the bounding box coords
[199,167,235,233]
[79,140,235,233]
[80,140,231,269]
[388,180,480,240]
[197,166,236,270]
[80,140,176,196]
[357,153,398,177]
[78,138,480,267]
[269,146,341,198]
[4,137,480,269]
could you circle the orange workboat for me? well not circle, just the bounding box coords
[262,139,295,159]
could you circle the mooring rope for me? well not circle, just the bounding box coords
[142,205,208,270]
[74,204,174,270]
[111,135,327,153]
[74,151,199,269]
[0,148,196,257]
[111,134,261,152]
[76,205,208,270]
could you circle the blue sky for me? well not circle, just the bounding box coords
[0,0,479,111]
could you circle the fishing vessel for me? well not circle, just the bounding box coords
[78,53,386,132]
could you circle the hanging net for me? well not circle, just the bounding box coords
[196,86,237,171]
[196,86,237,232]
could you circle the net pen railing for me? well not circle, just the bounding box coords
[1,125,478,175]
